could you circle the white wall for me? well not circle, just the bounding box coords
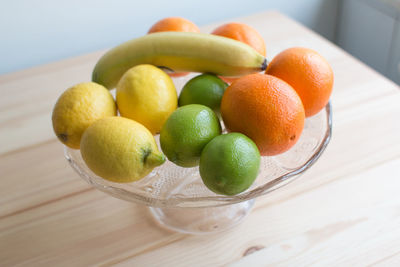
[0,0,339,74]
[335,0,400,85]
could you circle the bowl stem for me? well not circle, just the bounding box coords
[149,199,255,234]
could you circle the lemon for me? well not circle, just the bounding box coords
[200,133,260,196]
[52,82,117,149]
[160,104,221,167]
[80,116,165,183]
[178,73,228,114]
[116,64,178,134]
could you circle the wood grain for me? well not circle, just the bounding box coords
[0,10,399,266]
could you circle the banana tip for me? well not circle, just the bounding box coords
[261,58,268,71]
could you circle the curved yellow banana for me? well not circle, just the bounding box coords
[92,32,267,89]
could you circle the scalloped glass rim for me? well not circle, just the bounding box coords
[65,101,332,208]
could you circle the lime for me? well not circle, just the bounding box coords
[80,117,165,183]
[160,104,221,167]
[52,82,117,149]
[178,73,228,113]
[199,133,260,195]
[116,64,177,134]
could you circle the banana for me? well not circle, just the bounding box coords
[92,32,267,89]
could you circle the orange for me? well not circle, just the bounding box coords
[148,17,200,78]
[211,22,266,84]
[148,17,200,33]
[220,73,305,156]
[266,47,334,117]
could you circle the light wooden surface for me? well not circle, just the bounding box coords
[1,10,400,266]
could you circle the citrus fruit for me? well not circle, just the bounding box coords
[160,104,221,167]
[148,17,200,34]
[266,47,334,117]
[211,22,266,84]
[220,73,305,156]
[52,82,117,149]
[80,116,165,183]
[148,17,200,77]
[116,64,177,134]
[200,133,260,196]
[178,73,228,114]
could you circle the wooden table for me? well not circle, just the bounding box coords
[1,11,400,266]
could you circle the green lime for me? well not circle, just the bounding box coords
[178,73,228,113]
[160,104,221,167]
[199,133,261,195]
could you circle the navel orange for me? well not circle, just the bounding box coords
[220,73,305,156]
[148,17,200,34]
[266,47,333,117]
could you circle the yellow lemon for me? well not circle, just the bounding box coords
[116,64,177,134]
[80,116,165,183]
[52,82,117,149]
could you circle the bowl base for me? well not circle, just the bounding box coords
[149,199,255,235]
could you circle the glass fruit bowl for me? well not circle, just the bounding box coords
[64,75,332,234]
